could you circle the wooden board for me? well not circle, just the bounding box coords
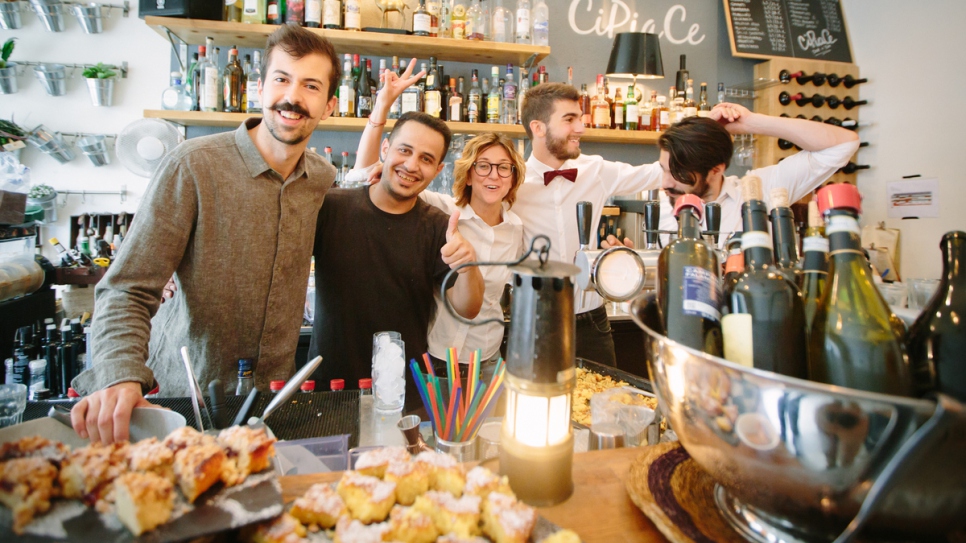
[280,447,669,543]
[145,16,550,67]
[752,57,862,188]
[723,0,853,62]
[143,110,661,145]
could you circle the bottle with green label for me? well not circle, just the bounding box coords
[799,200,827,331]
[658,194,723,356]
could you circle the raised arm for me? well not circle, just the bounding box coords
[710,102,858,152]
[354,58,425,169]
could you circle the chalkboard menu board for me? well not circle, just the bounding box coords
[724,0,852,63]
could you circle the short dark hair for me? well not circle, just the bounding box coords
[521,83,580,139]
[658,117,733,185]
[262,24,341,100]
[388,112,452,164]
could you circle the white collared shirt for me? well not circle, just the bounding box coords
[658,140,860,246]
[513,153,664,314]
[420,191,525,362]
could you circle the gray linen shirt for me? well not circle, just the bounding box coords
[73,118,336,397]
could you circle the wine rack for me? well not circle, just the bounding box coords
[753,58,864,187]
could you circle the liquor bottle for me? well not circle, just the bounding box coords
[675,55,689,98]
[769,188,800,278]
[655,95,669,131]
[668,86,682,124]
[517,67,529,123]
[809,183,914,396]
[799,200,827,331]
[242,0,267,23]
[448,78,463,121]
[499,65,516,124]
[236,359,254,396]
[641,90,657,131]
[423,57,442,118]
[683,79,697,118]
[532,0,548,45]
[43,325,61,396]
[451,0,466,39]
[322,0,342,28]
[162,71,193,111]
[697,82,711,117]
[357,58,373,118]
[58,327,78,398]
[722,176,808,376]
[343,0,361,30]
[491,0,508,42]
[246,50,262,113]
[716,82,725,105]
[658,194,724,356]
[214,48,225,110]
[464,0,480,40]
[223,46,244,113]
[413,0,431,36]
[305,0,320,26]
[487,67,501,123]
[187,51,201,111]
[827,73,868,88]
[226,0,243,21]
[438,0,451,37]
[623,85,638,131]
[201,37,221,112]
[579,84,591,125]
[515,0,530,44]
[907,231,966,401]
[241,54,251,112]
[721,233,744,307]
[591,74,609,129]
[338,55,355,117]
[612,87,624,130]
[286,0,304,24]
[426,0,440,36]
[267,0,281,23]
[838,162,871,174]
[340,151,351,183]
[467,69,482,122]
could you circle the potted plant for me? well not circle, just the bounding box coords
[0,118,26,163]
[0,38,17,95]
[26,183,58,224]
[82,62,117,107]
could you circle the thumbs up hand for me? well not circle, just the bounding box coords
[441,210,476,272]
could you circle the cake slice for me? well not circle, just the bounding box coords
[163,426,218,452]
[0,457,59,534]
[173,443,226,503]
[126,437,175,482]
[289,482,346,529]
[243,512,308,543]
[333,515,390,543]
[354,446,410,479]
[217,425,277,486]
[336,470,396,523]
[384,460,430,506]
[386,504,438,543]
[481,492,537,543]
[464,466,513,500]
[0,435,70,464]
[58,442,129,506]
[113,471,175,536]
[411,490,481,538]
[413,450,465,497]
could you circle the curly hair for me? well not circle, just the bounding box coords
[452,133,526,209]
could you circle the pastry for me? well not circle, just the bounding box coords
[333,515,390,543]
[386,504,438,543]
[218,425,277,486]
[289,482,346,530]
[336,471,396,523]
[413,450,465,496]
[0,435,70,465]
[0,457,59,534]
[113,471,175,536]
[173,442,226,503]
[464,466,513,500]
[126,437,175,482]
[244,512,308,543]
[539,529,582,543]
[58,442,129,506]
[384,460,430,506]
[163,426,218,452]
[412,490,481,538]
[481,492,537,543]
[354,446,410,479]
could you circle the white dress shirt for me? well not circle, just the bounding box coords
[513,153,664,314]
[658,140,860,246]
[420,191,525,362]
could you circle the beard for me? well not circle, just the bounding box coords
[545,128,580,161]
[665,173,712,205]
[262,101,313,145]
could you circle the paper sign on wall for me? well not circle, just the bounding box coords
[887,178,939,219]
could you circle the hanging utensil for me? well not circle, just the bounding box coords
[180,346,213,432]
[247,356,323,428]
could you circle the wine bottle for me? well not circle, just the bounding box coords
[769,188,801,283]
[827,73,868,88]
[838,162,871,174]
[808,184,914,396]
[356,57,372,118]
[842,96,867,110]
[779,92,825,107]
[722,176,808,377]
[721,233,744,310]
[657,194,723,356]
[907,231,966,401]
[799,201,828,331]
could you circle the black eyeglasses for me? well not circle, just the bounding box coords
[473,161,515,178]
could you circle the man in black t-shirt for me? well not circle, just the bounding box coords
[308,112,484,408]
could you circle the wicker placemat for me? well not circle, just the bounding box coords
[625,442,745,543]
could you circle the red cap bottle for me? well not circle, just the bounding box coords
[269,380,285,393]
[330,379,345,391]
[673,194,704,217]
[816,183,862,215]
[300,380,316,393]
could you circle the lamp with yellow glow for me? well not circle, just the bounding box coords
[500,255,580,506]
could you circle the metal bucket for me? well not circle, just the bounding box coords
[27,125,75,163]
[0,1,25,29]
[30,0,66,32]
[77,135,111,166]
[0,64,18,95]
[85,77,114,106]
[70,3,106,34]
[33,64,68,96]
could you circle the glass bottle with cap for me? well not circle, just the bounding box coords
[300,380,316,393]
[270,380,286,394]
[799,200,828,331]
[236,358,254,396]
[358,377,374,446]
[330,378,345,392]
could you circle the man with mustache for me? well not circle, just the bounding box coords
[70,24,341,444]
[515,83,857,367]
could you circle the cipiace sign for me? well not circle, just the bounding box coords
[723,0,853,63]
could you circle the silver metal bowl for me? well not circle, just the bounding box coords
[629,295,966,542]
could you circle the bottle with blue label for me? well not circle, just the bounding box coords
[658,194,723,356]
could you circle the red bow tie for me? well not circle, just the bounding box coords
[543,168,578,186]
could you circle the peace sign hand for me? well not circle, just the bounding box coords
[375,57,425,111]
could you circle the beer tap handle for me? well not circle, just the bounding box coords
[705,202,721,244]
[643,200,661,247]
[576,201,593,249]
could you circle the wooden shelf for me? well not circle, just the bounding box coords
[145,16,550,66]
[144,110,661,144]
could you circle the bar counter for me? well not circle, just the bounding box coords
[280,447,667,543]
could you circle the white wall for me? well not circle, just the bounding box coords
[1,5,170,261]
[841,0,966,279]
